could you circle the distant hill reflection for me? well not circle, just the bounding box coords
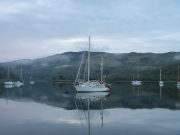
[0,82,179,110]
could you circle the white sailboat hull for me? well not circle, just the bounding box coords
[30,81,34,84]
[74,85,110,92]
[132,81,142,85]
[159,83,163,87]
[177,82,180,86]
[4,82,14,85]
[159,81,163,85]
[14,81,23,86]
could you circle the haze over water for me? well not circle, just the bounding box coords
[0,82,180,135]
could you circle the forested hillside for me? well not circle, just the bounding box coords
[0,51,180,81]
[108,61,180,81]
[0,66,18,81]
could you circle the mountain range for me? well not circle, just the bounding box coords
[0,51,180,81]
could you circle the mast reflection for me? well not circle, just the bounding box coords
[4,84,14,105]
[74,92,111,135]
[132,84,141,97]
[159,83,163,99]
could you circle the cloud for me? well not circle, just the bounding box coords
[0,1,28,19]
[1,0,180,62]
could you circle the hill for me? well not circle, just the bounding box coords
[0,51,180,81]
[0,66,19,82]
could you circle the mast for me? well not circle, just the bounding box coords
[83,60,88,82]
[20,68,22,80]
[8,66,9,80]
[160,68,161,81]
[88,37,90,82]
[137,69,139,80]
[133,74,134,80]
[178,66,179,82]
[101,57,103,84]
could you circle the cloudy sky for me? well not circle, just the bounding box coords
[0,0,180,62]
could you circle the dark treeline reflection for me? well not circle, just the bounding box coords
[0,82,180,110]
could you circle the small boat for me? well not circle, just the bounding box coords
[14,68,23,86]
[177,66,180,88]
[132,69,142,85]
[5,81,14,85]
[159,68,163,86]
[4,66,14,85]
[30,76,34,84]
[74,37,111,92]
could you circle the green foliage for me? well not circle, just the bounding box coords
[0,51,180,81]
[59,75,66,80]
[0,66,18,80]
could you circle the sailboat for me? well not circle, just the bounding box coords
[132,74,135,84]
[159,68,163,86]
[14,68,24,87]
[4,66,14,85]
[74,92,111,135]
[30,76,34,84]
[132,69,142,85]
[74,37,111,92]
[177,66,180,88]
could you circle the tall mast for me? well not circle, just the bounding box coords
[8,66,9,80]
[160,68,161,81]
[20,68,22,80]
[88,37,90,82]
[137,69,139,80]
[178,66,179,82]
[83,61,88,82]
[101,57,103,83]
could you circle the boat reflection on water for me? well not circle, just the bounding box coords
[177,82,180,90]
[4,84,14,89]
[159,83,163,99]
[132,85,140,97]
[4,84,14,105]
[74,92,111,135]
[14,83,23,88]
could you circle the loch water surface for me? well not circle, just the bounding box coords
[0,82,180,135]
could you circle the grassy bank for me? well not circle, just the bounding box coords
[51,80,74,82]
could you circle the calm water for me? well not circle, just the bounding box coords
[0,82,180,135]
